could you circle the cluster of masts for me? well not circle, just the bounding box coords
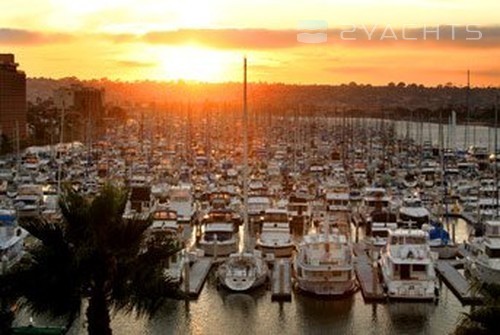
[2,60,500,300]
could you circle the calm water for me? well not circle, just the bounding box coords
[393,119,497,149]
[19,219,472,335]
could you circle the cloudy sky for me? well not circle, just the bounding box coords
[1,0,499,85]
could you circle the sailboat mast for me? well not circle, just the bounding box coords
[57,100,65,193]
[464,70,470,148]
[495,94,498,218]
[243,57,249,252]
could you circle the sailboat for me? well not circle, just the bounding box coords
[217,57,269,291]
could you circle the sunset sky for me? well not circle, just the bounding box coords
[1,0,499,85]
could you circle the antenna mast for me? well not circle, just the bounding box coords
[243,57,249,252]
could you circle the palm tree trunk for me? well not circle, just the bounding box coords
[0,298,13,335]
[86,285,112,335]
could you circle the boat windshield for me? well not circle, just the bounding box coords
[366,200,389,207]
[264,213,288,222]
[485,246,500,258]
[171,196,190,202]
[154,211,176,220]
[373,230,389,238]
[204,232,233,242]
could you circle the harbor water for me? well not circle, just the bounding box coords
[20,219,472,335]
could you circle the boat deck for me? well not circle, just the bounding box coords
[353,243,386,302]
[271,258,292,301]
[182,257,213,298]
[435,259,482,305]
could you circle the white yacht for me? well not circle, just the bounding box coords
[294,223,356,296]
[325,186,351,236]
[0,209,28,274]
[379,229,439,300]
[422,222,458,259]
[248,195,272,234]
[198,210,238,257]
[362,187,391,224]
[402,172,418,188]
[13,184,44,218]
[147,208,187,283]
[256,208,294,259]
[398,194,430,228]
[420,166,438,188]
[169,185,196,225]
[287,193,311,235]
[367,210,398,249]
[465,220,500,285]
[150,207,181,241]
[217,251,268,291]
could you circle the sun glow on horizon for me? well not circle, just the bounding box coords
[1,0,499,85]
[159,46,237,82]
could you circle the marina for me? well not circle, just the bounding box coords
[1,58,499,335]
[5,110,500,333]
[3,109,500,333]
[1,1,499,333]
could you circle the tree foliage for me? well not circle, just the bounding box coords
[454,283,500,335]
[0,184,183,334]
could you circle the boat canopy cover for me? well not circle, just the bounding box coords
[429,226,450,244]
[0,214,16,225]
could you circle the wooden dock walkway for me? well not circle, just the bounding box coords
[271,259,292,301]
[182,257,213,298]
[435,260,482,305]
[354,247,386,302]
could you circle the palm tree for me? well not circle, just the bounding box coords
[454,283,500,335]
[0,184,183,334]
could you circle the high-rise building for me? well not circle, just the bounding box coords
[0,54,27,140]
[53,85,105,142]
[54,85,105,120]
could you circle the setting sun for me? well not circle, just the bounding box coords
[160,46,236,82]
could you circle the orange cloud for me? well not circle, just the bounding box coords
[142,29,298,49]
[0,28,73,45]
[110,26,500,50]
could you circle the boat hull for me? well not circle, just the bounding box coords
[217,254,269,292]
[256,244,295,258]
[466,258,500,285]
[431,245,458,259]
[199,241,238,257]
[220,273,267,292]
[381,276,437,301]
[295,277,357,296]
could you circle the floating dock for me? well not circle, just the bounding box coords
[271,258,292,301]
[353,244,386,302]
[182,257,213,298]
[435,260,482,305]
